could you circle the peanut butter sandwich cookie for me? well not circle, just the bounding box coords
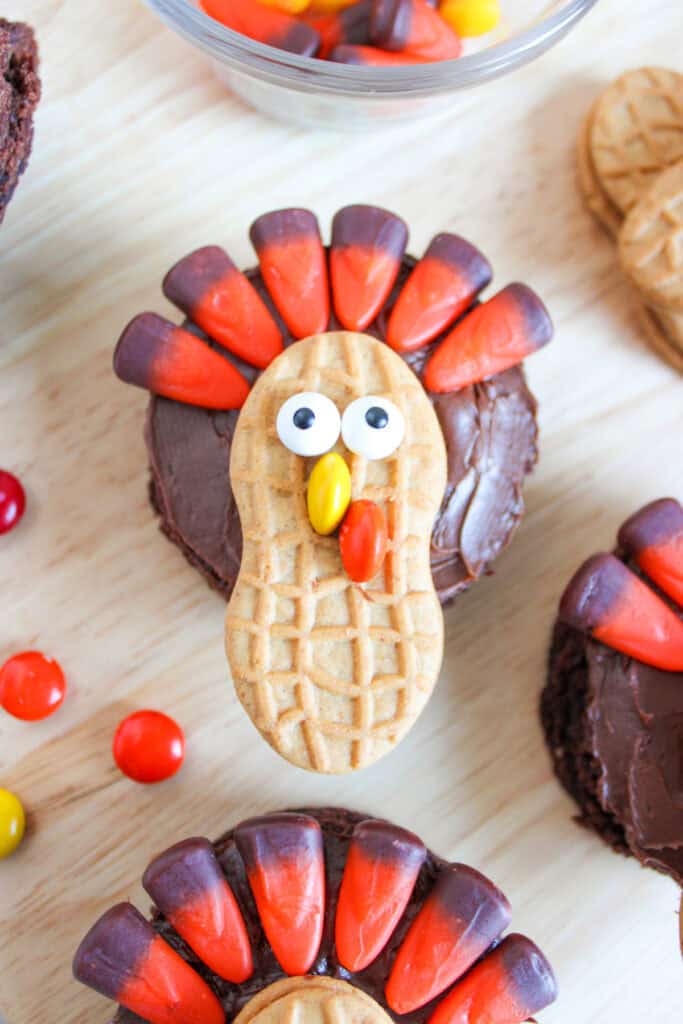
[578,70,683,370]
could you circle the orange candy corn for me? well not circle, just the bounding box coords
[200,0,320,55]
[235,813,325,975]
[387,233,492,352]
[250,209,330,338]
[428,934,558,1024]
[303,0,372,57]
[371,0,462,60]
[330,205,408,330]
[329,43,431,62]
[559,553,683,671]
[385,864,511,1013]
[72,903,225,1024]
[336,820,426,971]
[114,313,250,409]
[618,498,683,607]
[424,283,553,393]
[142,838,253,984]
[163,246,283,369]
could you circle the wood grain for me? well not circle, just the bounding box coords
[1,1,682,1022]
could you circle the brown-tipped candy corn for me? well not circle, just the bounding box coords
[559,553,683,672]
[424,283,553,393]
[304,0,372,58]
[371,0,462,60]
[114,313,250,410]
[72,903,225,1024]
[427,933,558,1024]
[200,0,320,55]
[250,209,330,339]
[387,233,493,352]
[142,838,253,984]
[163,246,283,369]
[385,863,511,1013]
[235,813,325,975]
[336,820,426,972]
[330,205,408,330]
[618,498,683,607]
[329,43,431,63]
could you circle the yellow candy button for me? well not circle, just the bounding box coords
[439,0,500,37]
[0,787,26,858]
[258,0,311,12]
[308,0,358,12]
[307,452,351,536]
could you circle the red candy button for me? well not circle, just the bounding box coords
[0,651,66,721]
[113,710,185,784]
[339,500,388,583]
[0,470,26,535]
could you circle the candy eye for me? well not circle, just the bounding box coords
[341,396,405,461]
[276,391,341,457]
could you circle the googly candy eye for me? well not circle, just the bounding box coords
[341,395,405,460]
[276,391,341,457]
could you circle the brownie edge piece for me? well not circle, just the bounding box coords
[0,19,41,223]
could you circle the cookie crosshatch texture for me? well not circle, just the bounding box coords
[590,67,683,215]
[226,332,447,773]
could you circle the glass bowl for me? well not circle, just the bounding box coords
[143,0,599,129]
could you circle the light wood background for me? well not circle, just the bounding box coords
[1,1,682,1021]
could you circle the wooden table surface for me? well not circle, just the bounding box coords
[1,0,682,1021]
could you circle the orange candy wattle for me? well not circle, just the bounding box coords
[339,500,388,583]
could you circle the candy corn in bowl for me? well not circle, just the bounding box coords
[143,0,599,128]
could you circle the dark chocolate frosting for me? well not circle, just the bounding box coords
[542,555,683,885]
[146,257,539,606]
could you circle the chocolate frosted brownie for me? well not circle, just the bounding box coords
[542,498,683,884]
[0,19,40,223]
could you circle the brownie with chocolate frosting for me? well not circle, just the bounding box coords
[541,499,683,884]
[145,257,539,606]
[0,19,40,223]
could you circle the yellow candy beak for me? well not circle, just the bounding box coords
[307,452,352,536]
